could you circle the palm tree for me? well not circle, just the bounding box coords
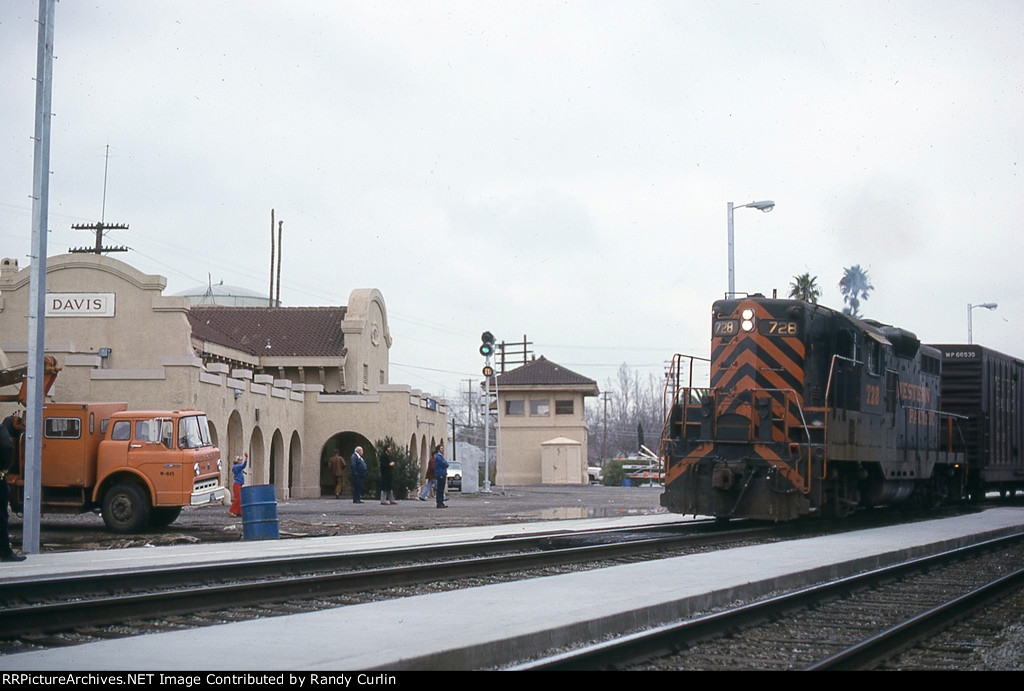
[839,265,873,318]
[788,273,821,304]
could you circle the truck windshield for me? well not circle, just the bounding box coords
[179,415,213,449]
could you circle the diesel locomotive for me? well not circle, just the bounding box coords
[660,294,968,521]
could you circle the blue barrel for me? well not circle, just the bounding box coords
[241,484,279,540]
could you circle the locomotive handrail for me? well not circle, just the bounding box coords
[821,353,860,482]
[745,386,814,494]
[660,353,712,464]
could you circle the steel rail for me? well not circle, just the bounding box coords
[1,521,774,638]
[804,565,1024,670]
[510,531,1024,670]
[0,521,713,603]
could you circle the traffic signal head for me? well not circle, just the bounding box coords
[480,331,495,357]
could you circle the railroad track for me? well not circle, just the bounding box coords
[1,519,793,652]
[510,532,1024,671]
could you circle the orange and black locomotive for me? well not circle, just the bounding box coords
[660,294,965,521]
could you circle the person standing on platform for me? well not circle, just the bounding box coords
[328,447,347,499]
[351,446,367,504]
[418,451,436,501]
[434,443,449,509]
[379,444,397,505]
[0,413,26,561]
[229,453,248,517]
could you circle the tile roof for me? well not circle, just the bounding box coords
[494,356,598,389]
[187,306,347,357]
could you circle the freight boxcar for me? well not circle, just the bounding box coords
[931,344,1024,499]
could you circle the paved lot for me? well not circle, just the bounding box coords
[9,484,668,552]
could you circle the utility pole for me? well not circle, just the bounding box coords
[602,391,612,463]
[69,145,129,255]
[269,209,275,305]
[464,378,475,427]
[69,221,129,254]
[24,0,57,555]
[276,220,283,307]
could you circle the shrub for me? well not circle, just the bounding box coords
[602,459,625,486]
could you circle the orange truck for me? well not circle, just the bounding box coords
[1,358,226,533]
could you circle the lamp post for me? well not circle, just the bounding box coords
[968,302,997,344]
[727,200,775,296]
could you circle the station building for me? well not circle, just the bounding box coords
[0,253,448,499]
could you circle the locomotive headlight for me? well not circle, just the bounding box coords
[741,309,754,320]
[740,308,755,332]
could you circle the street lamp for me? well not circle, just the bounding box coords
[968,302,997,344]
[727,200,775,296]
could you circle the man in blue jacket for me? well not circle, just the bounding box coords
[351,446,368,504]
[434,444,449,509]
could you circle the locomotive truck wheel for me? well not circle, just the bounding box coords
[149,506,182,528]
[102,482,152,533]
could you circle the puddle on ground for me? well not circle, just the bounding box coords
[519,506,670,520]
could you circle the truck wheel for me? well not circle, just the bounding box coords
[149,506,182,528]
[102,483,152,533]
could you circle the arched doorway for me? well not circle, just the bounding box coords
[288,431,302,497]
[250,427,266,485]
[269,429,285,498]
[226,410,244,487]
[319,431,374,496]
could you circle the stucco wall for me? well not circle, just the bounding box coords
[0,254,447,502]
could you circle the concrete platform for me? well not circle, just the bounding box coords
[3,506,1023,671]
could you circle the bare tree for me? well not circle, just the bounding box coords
[586,364,664,462]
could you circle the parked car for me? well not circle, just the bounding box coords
[447,461,462,491]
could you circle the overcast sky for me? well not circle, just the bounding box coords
[2,1,1022,403]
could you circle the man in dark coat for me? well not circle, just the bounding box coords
[379,445,397,505]
[350,446,367,504]
[0,414,26,561]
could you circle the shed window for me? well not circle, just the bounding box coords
[505,399,525,416]
[555,400,574,415]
